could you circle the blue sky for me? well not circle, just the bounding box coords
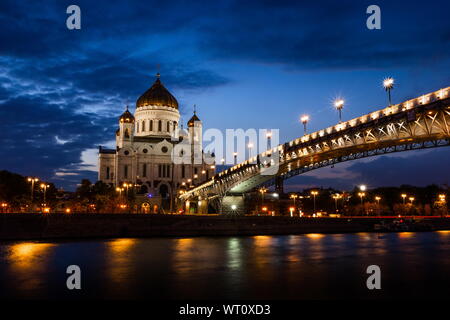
[0,0,449,190]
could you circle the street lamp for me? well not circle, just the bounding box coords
[311,190,319,214]
[375,196,381,205]
[401,193,407,205]
[332,193,342,212]
[247,142,254,159]
[439,194,446,203]
[359,185,367,191]
[116,187,124,197]
[266,131,272,150]
[409,197,415,205]
[233,152,238,165]
[27,177,39,202]
[290,194,298,207]
[122,183,131,197]
[358,192,366,215]
[301,115,309,135]
[383,77,395,105]
[334,99,345,123]
[40,183,50,206]
[375,196,381,216]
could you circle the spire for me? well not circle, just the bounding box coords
[193,104,197,115]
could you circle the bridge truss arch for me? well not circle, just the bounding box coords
[180,87,450,203]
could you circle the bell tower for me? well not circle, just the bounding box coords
[118,106,134,148]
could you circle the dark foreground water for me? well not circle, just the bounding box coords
[1,231,450,300]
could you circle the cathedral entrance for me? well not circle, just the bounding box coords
[141,202,150,213]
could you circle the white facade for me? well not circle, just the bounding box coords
[98,75,215,208]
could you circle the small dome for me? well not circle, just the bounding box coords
[136,74,179,109]
[119,106,134,123]
[187,112,201,127]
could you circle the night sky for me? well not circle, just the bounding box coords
[1,0,449,191]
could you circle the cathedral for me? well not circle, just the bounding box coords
[98,74,215,212]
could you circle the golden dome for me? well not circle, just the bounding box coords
[136,74,179,109]
[187,112,201,127]
[119,106,134,123]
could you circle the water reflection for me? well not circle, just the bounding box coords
[105,238,136,289]
[1,232,450,299]
[4,242,55,294]
[226,238,242,271]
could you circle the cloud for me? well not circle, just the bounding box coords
[0,0,449,191]
[197,0,450,70]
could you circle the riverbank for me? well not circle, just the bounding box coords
[1,214,450,241]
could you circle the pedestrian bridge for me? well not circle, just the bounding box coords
[180,87,450,205]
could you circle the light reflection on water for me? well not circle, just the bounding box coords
[2,242,55,296]
[1,231,450,299]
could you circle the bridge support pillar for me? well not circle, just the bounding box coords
[221,195,246,215]
[275,176,284,194]
[198,199,208,214]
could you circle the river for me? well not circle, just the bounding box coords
[1,231,450,299]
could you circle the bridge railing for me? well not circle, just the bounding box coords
[183,86,450,198]
[219,86,450,177]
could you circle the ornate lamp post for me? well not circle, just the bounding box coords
[358,192,366,215]
[301,115,309,135]
[27,177,39,202]
[401,193,407,205]
[332,193,342,212]
[290,194,298,207]
[266,131,272,150]
[383,77,395,105]
[40,183,50,206]
[247,142,254,159]
[334,99,345,123]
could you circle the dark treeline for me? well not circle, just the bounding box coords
[0,169,448,215]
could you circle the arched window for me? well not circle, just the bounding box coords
[124,128,130,138]
[142,163,147,177]
[158,120,162,131]
[174,121,177,131]
[106,166,110,179]
[136,122,139,133]
[142,120,146,132]
[166,121,170,132]
[150,120,153,131]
